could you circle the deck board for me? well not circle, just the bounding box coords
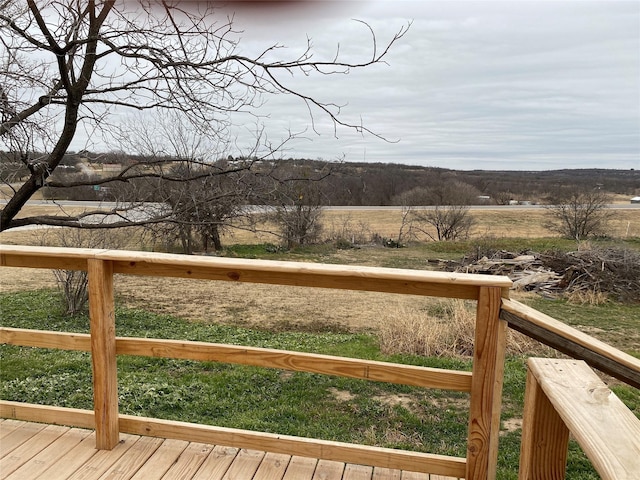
[0,421,462,480]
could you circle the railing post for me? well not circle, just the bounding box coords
[518,365,569,479]
[88,258,119,449]
[466,286,507,480]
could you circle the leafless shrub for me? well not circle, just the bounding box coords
[39,228,130,315]
[323,214,373,246]
[544,188,612,240]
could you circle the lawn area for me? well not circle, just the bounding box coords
[2,284,638,479]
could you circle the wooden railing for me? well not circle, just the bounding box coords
[519,358,640,480]
[1,245,639,479]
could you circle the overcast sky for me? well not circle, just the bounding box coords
[218,0,639,171]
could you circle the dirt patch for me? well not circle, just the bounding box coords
[501,418,522,435]
[328,388,356,402]
[372,393,417,412]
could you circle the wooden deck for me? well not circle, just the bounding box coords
[0,419,459,480]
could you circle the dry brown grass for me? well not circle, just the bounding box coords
[2,207,638,247]
[377,298,546,357]
[0,207,636,347]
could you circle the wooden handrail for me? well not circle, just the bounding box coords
[0,245,512,299]
[501,298,640,389]
[0,245,510,480]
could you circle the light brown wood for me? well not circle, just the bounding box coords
[399,471,427,479]
[313,459,346,480]
[0,246,89,271]
[115,337,473,392]
[9,400,465,477]
[0,424,68,476]
[1,397,467,477]
[501,298,640,388]
[222,448,265,479]
[98,435,164,479]
[0,421,46,457]
[21,430,99,479]
[4,428,91,480]
[0,400,95,429]
[128,438,190,480]
[191,445,240,480]
[66,433,139,480]
[248,451,291,480]
[343,464,374,480]
[0,245,512,300]
[282,455,318,480]
[162,442,214,479]
[371,467,401,479]
[118,413,467,477]
[0,327,91,351]
[87,258,119,450]
[0,419,26,440]
[518,367,569,480]
[0,421,447,480]
[466,286,506,480]
[0,329,471,392]
[528,358,640,480]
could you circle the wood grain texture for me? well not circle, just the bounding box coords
[281,455,318,480]
[117,413,467,478]
[0,245,512,300]
[87,258,119,450]
[115,337,473,392]
[0,328,471,392]
[518,367,569,480]
[0,327,91,351]
[528,358,640,480]
[0,402,467,478]
[4,428,91,480]
[128,438,190,480]
[0,400,95,429]
[466,286,507,480]
[500,298,640,389]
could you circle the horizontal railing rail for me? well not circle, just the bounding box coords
[501,298,640,389]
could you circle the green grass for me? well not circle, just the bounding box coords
[524,297,640,359]
[2,287,637,478]
[218,237,640,271]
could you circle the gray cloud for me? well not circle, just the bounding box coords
[227,1,639,170]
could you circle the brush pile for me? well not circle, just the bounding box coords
[447,246,640,303]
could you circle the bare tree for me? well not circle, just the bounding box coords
[405,181,477,242]
[38,228,129,314]
[0,1,408,231]
[268,164,328,249]
[545,187,612,240]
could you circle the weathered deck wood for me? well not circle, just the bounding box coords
[0,421,462,480]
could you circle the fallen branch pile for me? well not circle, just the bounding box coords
[446,247,640,303]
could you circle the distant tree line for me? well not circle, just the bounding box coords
[2,153,637,207]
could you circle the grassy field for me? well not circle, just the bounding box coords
[3,289,635,479]
[1,208,639,478]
